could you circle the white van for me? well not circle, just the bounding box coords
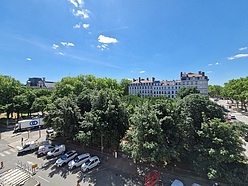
[47,144,65,158]
[37,144,56,156]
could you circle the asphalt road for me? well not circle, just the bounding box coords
[213,99,248,159]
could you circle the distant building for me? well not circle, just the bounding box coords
[26,77,55,89]
[128,71,209,98]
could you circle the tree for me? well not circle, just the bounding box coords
[208,85,223,98]
[77,89,128,149]
[31,96,51,115]
[222,77,248,111]
[13,93,29,120]
[176,87,200,99]
[0,75,22,120]
[176,94,224,130]
[54,77,83,98]
[193,118,247,183]
[24,88,37,117]
[174,94,225,161]
[119,78,132,96]
[151,97,181,161]
[122,101,165,163]
[44,95,81,139]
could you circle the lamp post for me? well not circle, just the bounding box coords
[101,133,103,157]
[38,113,41,138]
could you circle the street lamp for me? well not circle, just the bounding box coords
[38,113,41,138]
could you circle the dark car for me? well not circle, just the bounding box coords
[244,133,248,142]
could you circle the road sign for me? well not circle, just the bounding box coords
[32,164,38,169]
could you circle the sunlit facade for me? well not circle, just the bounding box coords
[128,71,209,98]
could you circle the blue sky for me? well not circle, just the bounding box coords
[0,0,248,86]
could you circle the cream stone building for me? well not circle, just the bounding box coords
[128,71,209,98]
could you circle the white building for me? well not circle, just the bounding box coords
[128,71,209,98]
[26,77,55,89]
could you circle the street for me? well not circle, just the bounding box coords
[214,99,248,159]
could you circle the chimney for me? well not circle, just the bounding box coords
[139,77,141,82]
[152,77,155,82]
[198,71,201,75]
[202,72,205,76]
[147,78,149,81]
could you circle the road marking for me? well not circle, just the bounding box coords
[27,161,34,165]
[0,153,5,157]
[38,176,49,183]
[4,151,11,154]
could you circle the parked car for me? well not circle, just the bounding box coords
[81,156,100,172]
[37,144,56,156]
[68,153,91,169]
[171,179,184,186]
[46,127,54,134]
[230,115,236,120]
[244,133,248,142]
[47,144,65,158]
[56,150,78,167]
[191,183,201,186]
[17,141,39,155]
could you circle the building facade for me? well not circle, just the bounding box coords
[26,77,55,89]
[128,71,209,98]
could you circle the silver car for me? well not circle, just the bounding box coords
[68,153,91,169]
[81,156,100,172]
[56,150,78,167]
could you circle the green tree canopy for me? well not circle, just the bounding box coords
[176,86,200,99]
[193,118,247,183]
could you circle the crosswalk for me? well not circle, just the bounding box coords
[0,148,16,157]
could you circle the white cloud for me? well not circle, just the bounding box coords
[208,63,213,66]
[73,23,81,29]
[26,58,31,61]
[67,42,75,47]
[98,35,118,44]
[239,47,247,51]
[61,42,75,47]
[140,70,145,74]
[228,53,248,60]
[215,62,221,65]
[69,0,78,7]
[206,71,212,74]
[55,52,65,56]
[77,0,83,7]
[97,44,109,51]
[82,24,89,29]
[52,44,59,49]
[73,9,89,19]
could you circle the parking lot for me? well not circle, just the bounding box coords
[0,125,230,186]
